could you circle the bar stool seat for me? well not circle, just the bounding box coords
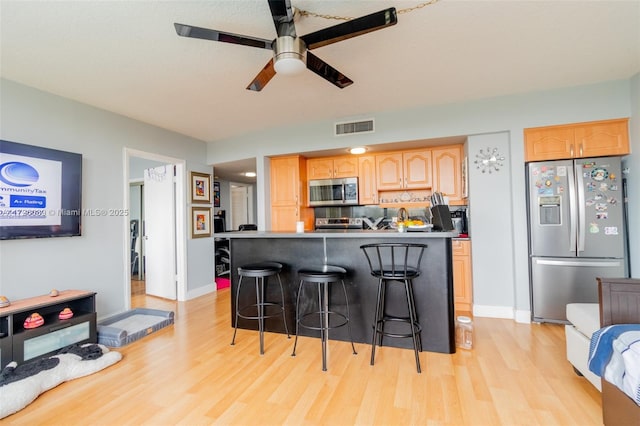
[291,265,357,371]
[231,261,290,355]
[360,243,427,373]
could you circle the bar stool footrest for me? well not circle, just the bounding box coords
[299,311,349,331]
[374,317,422,339]
[238,303,286,321]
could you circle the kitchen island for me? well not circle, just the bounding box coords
[224,230,457,354]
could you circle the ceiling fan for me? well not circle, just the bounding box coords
[174,0,397,91]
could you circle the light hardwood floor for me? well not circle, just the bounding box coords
[6,288,603,425]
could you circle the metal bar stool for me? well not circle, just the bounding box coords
[360,243,427,373]
[231,261,290,355]
[291,265,357,371]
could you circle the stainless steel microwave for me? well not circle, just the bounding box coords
[308,177,359,206]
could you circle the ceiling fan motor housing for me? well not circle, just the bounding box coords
[274,36,306,74]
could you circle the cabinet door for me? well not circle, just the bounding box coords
[271,205,299,231]
[432,145,462,203]
[358,155,377,205]
[333,156,358,178]
[376,152,404,190]
[452,240,472,312]
[575,118,629,158]
[524,126,574,162]
[271,156,301,206]
[307,158,335,180]
[403,150,432,189]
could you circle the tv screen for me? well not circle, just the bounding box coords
[0,140,82,240]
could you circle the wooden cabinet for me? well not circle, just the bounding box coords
[357,155,377,205]
[270,156,313,231]
[307,156,358,179]
[524,118,629,162]
[432,145,464,205]
[452,240,472,313]
[0,290,97,368]
[376,149,432,190]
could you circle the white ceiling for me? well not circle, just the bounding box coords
[1,0,639,183]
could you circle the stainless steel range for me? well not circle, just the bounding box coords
[315,217,364,230]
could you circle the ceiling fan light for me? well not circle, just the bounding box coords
[274,56,305,75]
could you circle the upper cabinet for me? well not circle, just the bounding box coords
[432,145,464,204]
[307,156,358,180]
[270,156,313,231]
[376,149,432,190]
[358,155,377,205]
[524,118,629,162]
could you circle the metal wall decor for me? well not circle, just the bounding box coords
[475,147,505,174]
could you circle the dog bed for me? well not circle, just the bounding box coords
[0,343,122,419]
[97,308,174,347]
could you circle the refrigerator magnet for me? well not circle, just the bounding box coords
[604,227,619,235]
[591,168,608,181]
[557,166,567,176]
[589,223,600,233]
[596,212,608,220]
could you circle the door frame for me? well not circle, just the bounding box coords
[123,148,187,308]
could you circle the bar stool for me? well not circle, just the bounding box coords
[231,262,290,355]
[291,265,357,371]
[360,243,427,373]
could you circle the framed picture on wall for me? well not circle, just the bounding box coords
[214,181,220,207]
[191,172,211,203]
[191,206,211,238]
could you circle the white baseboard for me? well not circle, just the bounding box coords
[185,283,216,300]
[473,304,514,319]
[472,305,532,323]
[514,309,532,324]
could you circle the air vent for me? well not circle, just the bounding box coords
[335,119,374,136]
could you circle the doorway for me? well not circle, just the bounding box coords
[230,183,254,230]
[124,149,187,308]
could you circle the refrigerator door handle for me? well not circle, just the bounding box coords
[567,164,577,252]
[535,259,622,268]
[575,164,586,252]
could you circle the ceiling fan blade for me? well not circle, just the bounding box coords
[306,52,353,89]
[268,0,296,37]
[300,7,397,50]
[174,23,273,50]
[246,59,277,91]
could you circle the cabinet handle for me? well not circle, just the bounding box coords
[570,144,574,157]
[579,144,583,157]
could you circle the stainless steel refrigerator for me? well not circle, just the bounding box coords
[527,156,628,323]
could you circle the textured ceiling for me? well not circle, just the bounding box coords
[1,0,639,182]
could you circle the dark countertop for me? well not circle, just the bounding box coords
[222,230,459,238]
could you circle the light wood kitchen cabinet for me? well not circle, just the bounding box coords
[270,156,313,231]
[307,156,358,179]
[358,155,377,205]
[432,145,464,204]
[452,239,473,313]
[524,118,629,162]
[376,149,432,190]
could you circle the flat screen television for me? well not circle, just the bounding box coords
[0,140,82,240]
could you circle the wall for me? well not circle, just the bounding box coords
[207,78,638,321]
[624,73,640,277]
[0,79,215,318]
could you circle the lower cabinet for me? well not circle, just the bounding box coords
[0,290,97,368]
[452,240,473,312]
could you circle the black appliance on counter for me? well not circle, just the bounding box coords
[315,217,364,230]
[450,208,468,234]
